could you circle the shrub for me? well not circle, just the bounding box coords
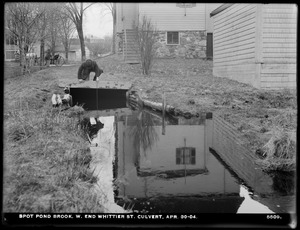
[134,15,158,75]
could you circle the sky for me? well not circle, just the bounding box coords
[83,3,113,38]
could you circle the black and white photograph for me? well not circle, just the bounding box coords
[3,2,297,228]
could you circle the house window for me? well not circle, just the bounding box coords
[176,147,196,165]
[167,32,179,45]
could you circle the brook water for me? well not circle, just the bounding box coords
[75,89,295,214]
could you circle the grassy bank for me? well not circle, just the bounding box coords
[3,55,297,212]
[3,67,107,212]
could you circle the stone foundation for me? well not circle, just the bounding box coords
[155,31,207,59]
[116,32,124,54]
[117,30,207,59]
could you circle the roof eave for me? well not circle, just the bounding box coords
[210,3,234,17]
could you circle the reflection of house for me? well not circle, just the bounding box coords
[115,3,222,63]
[115,112,240,200]
[210,4,297,89]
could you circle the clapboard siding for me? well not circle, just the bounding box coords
[260,4,297,88]
[116,3,138,33]
[212,3,297,89]
[260,81,296,90]
[138,3,205,30]
[213,63,259,88]
[214,4,256,31]
[214,28,256,51]
[262,4,297,63]
[213,4,257,67]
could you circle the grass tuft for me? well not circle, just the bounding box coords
[257,128,296,172]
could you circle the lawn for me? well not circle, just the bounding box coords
[3,55,297,213]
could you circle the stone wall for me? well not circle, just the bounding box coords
[117,30,207,59]
[116,32,124,54]
[155,31,207,59]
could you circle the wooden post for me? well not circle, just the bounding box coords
[162,92,166,135]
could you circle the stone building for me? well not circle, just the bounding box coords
[115,3,221,63]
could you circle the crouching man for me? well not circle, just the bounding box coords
[77,59,103,82]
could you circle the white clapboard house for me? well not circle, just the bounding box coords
[210,4,297,90]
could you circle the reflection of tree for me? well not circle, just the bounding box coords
[130,111,159,156]
[79,117,104,140]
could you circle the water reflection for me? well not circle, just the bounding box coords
[112,110,246,213]
[84,107,295,214]
[129,110,160,155]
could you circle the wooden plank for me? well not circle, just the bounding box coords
[213,63,258,87]
[262,23,297,29]
[85,108,133,118]
[214,20,256,41]
[214,60,255,67]
[214,29,256,49]
[214,4,256,24]
[214,42,255,55]
[263,42,296,48]
[214,49,255,61]
[214,36,254,52]
[262,33,297,39]
[260,81,291,89]
[263,53,296,58]
[264,8,297,13]
[262,58,296,64]
[261,63,296,74]
[263,28,296,34]
[262,38,296,43]
[214,10,256,33]
[214,47,255,60]
[263,18,297,24]
[261,73,296,79]
[67,80,132,90]
[138,3,205,31]
[255,4,263,64]
[125,60,140,64]
[262,47,296,53]
[261,76,290,82]
[265,4,296,9]
[214,66,256,76]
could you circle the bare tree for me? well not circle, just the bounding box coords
[5,2,47,74]
[101,3,116,54]
[64,3,94,62]
[57,8,76,64]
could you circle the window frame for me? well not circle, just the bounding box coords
[166,31,180,45]
[176,147,196,165]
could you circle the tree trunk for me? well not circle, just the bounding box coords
[65,49,69,63]
[77,23,86,62]
[112,3,116,54]
[40,39,44,68]
[20,37,27,75]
